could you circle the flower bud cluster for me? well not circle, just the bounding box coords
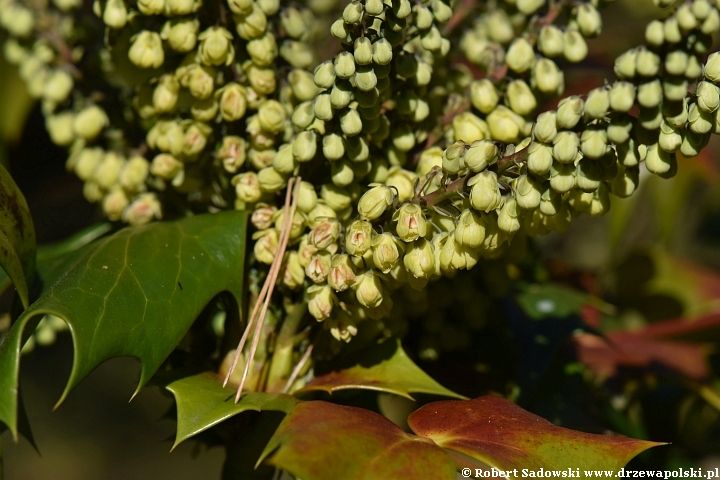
[5,0,720,345]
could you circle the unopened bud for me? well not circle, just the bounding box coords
[253,229,278,264]
[122,193,161,225]
[129,31,164,69]
[73,105,108,140]
[454,210,485,248]
[305,251,331,283]
[469,170,502,212]
[161,18,199,52]
[328,254,356,292]
[232,172,262,203]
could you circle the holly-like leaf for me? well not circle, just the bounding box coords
[299,339,464,400]
[0,211,247,439]
[408,396,663,472]
[259,401,457,480]
[165,372,298,448]
[516,283,591,320]
[0,162,36,309]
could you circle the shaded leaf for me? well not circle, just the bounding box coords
[0,162,36,309]
[516,283,591,320]
[299,339,464,400]
[0,211,247,439]
[260,401,456,480]
[408,396,662,472]
[573,333,709,380]
[0,223,113,298]
[166,372,297,448]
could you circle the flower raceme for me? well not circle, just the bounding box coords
[4,0,720,343]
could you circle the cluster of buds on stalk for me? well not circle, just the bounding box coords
[5,0,720,353]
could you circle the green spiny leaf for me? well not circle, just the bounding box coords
[0,162,36,309]
[0,211,247,440]
[165,372,297,448]
[298,339,464,400]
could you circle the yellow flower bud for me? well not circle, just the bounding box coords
[358,184,394,220]
[251,204,277,230]
[575,3,602,37]
[580,126,608,160]
[151,153,183,181]
[346,220,373,256]
[46,112,75,147]
[552,131,580,164]
[532,58,564,95]
[103,0,127,29]
[296,181,318,214]
[309,217,342,250]
[636,47,660,77]
[313,60,336,89]
[120,156,150,191]
[293,131,317,162]
[563,29,588,63]
[102,187,129,221]
[506,37,535,73]
[538,25,564,58]
[331,159,354,186]
[697,81,720,113]
[611,165,639,198]
[585,87,610,119]
[288,69,319,102]
[355,270,384,308]
[257,100,286,133]
[232,172,262,203]
[73,148,104,181]
[165,0,199,15]
[689,102,713,134]
[515,175,542,209]
[550,161,576,193]
[527,141,554,176]
[73,105,108,140]
[645,143,677,176]
[280,7,309,40]
[128,31,164,69]
[372,38,393,65]
[609,81,636,113]
[247,32,278,67]
[470,79,499,114]
[137,0,165,15]
[182,122,211,157]
[339,108,363,136]
[307,285,336,320]
[539,187,561,216]
[607,115,633,145]
[305,251,331,283]
[281,251,305,290]
[234,4,268,39]
[43,69,74,104]
[659,121,682,153]
[469,170,502,212]
[394,203,426,242]
[402,238,434,278]
[218,136,247,173]
[645,20,665,47]
[122,193,162,225]
[614,48,638,80]
[637,79,662,108]
[178,64,216,99]
[454,210,485,248]
[190,98,218,122]
[153,75,180,113]
[506,79,537,116]
[557,96,584,129]
[328,254,356,292]
[486,106,523,143]
[161,18,199,52]
[253,229,278,265]
[320,184,351,211]
[197,27,235,66]
[334,51,356,79]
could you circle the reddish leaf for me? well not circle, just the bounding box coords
[259,401,456,480]
[408,396,662,472]
[573,333,709,380]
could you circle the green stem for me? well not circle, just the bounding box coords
[265,301,307,393]
[1,434,4,480]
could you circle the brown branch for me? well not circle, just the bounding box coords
[443,0,478,36]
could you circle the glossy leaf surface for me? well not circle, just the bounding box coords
[408,396,662,472]
[166,372,297,448]
[299,339,464,400]
[0,211,247,439]
[0,162,36,308]
[260,400,457,480]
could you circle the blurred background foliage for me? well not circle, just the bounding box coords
[2,0,720,478]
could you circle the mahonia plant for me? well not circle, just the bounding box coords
[3,0,720,398]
